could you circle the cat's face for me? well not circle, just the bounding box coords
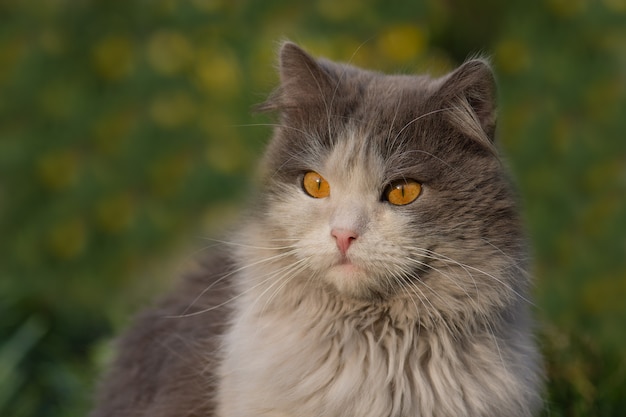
[251,43,525,307]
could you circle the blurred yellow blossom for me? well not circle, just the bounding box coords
[316,0,363,21]
[205,136,246,174]
[202,202,240,232]
[91,34,135,80]
[194,48,241,97]
[551,117,574,153]
[377,25,428,64]
[602,0,626,12]
[582,272,626,315]
[191,0,226,12]
[547,0,588,17]
[248,41,277,88]
[37,150,80,190]
[149,91,197,128]
[0,38,26,85]
[95,193,135,234]
[584,77,624,122]
[46,218,87,260]
[149,153,191,197]
[147,30,194,76]
[93,109,138,155]
[584,159,624,192]
[494,39,531,74]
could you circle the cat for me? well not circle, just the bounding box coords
[90,42,543,417]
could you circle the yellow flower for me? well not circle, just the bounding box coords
[547,0,588,18]
[147,30,194,75]
[91,35,135,80]
[494,39,531,75]
[37,151,79,190]
[149,91,197,128]
[46,218,87,260]
[316,0,362,21]
[377,25,428,64]
[194,48,241,98]
[205,136,246,174]
[603,0,626,12]
[95,193,135,234]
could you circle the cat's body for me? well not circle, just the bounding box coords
[91,43,543,417]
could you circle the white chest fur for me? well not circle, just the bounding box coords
[215,289,532,417]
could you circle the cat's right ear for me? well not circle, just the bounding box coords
[255,42,334,113]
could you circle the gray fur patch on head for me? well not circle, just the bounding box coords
[252,42,525,308]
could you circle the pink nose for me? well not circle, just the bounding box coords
[331,228,358,255]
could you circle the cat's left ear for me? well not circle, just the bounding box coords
[434,59,497,144]
[255,42,335,114]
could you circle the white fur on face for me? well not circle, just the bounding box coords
[263,129,426,299]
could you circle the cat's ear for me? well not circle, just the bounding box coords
[256,42,334,113]
[434,58,497,147]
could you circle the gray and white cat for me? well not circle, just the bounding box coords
[91,42,543,417]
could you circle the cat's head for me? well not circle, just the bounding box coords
[247,42,526,313]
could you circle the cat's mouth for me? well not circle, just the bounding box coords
[324,256,370,297]
[335,259,360,272]
[332,255,365,274]
[330,250,365,275]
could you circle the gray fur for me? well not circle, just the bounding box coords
[91,42,543,417]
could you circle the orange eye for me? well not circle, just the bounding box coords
[302,171,330,198]
[384,179,422,206]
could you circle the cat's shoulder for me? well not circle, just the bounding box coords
[90,248,233,417]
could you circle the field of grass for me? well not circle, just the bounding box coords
[1,1,625,416]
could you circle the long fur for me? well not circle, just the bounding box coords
[91,42,543,417]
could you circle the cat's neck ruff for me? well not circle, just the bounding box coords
[219,252,536,417]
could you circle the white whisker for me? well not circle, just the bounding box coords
[172,249,300,317]
[258,258,311,315]
[198,237,299,251]
[406,247,535,306]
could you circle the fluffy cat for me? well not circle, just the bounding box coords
[90,42,543,417]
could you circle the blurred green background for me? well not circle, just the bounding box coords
[1,0,625,416]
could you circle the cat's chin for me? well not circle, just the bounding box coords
[325,262,380,299]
